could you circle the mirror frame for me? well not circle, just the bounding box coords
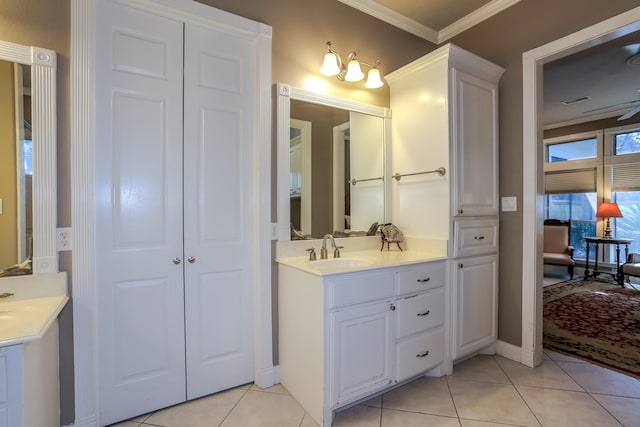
[276,83,391,241]
[0,40,57,274]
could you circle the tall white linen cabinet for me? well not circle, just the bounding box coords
[387,44,505,362]
[93,1,271,425]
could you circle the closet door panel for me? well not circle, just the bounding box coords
[95,2,186,424]
[183,24,255,399]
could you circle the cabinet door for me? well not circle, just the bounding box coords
[452,69,499,216]
[95,3,187,424]
[453,255,498,359]
[330,302,394,408]
[182,22,256,401]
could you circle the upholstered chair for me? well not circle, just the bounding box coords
[622,253,640,281]
[543,219,575,279]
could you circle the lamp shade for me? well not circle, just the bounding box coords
[364,68,384,88]
[595,202,623,218]
[344,59,364,82]
[320,52,341,76]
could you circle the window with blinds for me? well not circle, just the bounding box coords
[543,125,640,261]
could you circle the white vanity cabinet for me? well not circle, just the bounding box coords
[387,44,503,362]
[0,345,23,427]
[278,259,447,427]
[0,321,61,427]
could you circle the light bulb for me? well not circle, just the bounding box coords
[344,59,364,82]
[365,68,384,88]
[320,52,341,76]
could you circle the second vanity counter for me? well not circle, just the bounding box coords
[277,244,450,427]
[276,248,447,276]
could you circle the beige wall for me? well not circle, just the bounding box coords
[2,0,639,423]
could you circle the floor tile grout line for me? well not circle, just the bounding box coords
[494,354,544,427]
[551,357,591,394]
[444,375,462,423]
[586,391,628,427]
[216,386,251,427]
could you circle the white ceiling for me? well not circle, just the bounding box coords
[341,0,640,127]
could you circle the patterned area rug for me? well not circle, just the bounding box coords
[543,278,640,377]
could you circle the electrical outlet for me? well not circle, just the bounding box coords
[57,227,73,251]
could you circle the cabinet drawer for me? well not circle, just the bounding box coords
[396,262,445,296]
[454,219,498,258]
[396,289,445,338]
[327,271,395,309]
[396,328,444,382]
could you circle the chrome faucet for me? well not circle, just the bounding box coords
[321,234,343,259]
[321,234,336,259]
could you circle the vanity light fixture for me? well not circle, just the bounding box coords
[320,41,384,89]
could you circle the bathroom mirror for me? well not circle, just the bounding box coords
[0,40,57,275]
[277,84,391,241]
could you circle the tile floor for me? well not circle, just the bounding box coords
[109,350,640,427]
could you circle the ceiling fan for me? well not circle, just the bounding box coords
[618,104,640,121]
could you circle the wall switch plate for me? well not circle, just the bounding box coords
[57,227,73,251]
[501,196,517,212]
[271,223,279,240]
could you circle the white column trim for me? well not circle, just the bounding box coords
[521,6,640,368]
[70,0,98,424]
[30,46,58,274]
[70,0,273,424]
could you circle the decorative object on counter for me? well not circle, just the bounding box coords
[595,202,623,238]
[367,222,379,236]
[0,258,32,277]
[379,223,404,251]
[290,223,307,240]
[543,277,640,377]
[320,41,384,88]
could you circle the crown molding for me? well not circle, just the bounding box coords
[337,0,438,43]
[338,0,521,44]
[438,0,522,43]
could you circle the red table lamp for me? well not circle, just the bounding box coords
[595,202,623,238]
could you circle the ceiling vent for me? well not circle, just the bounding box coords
[561,96,591,105]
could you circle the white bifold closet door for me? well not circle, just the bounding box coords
[96,2,255,425]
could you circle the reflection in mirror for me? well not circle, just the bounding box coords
[0,61,32,275]
[0,41,57,276]
[278,84,390,241]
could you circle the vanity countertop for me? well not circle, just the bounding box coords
[0,272,68,347]
[276,249,447,276]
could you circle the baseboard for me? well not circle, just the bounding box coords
[63,415,97,427]
[254,365,280,389]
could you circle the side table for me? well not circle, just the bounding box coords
[584,236,633,286]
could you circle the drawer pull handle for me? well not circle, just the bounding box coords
[417,277,430,283]
[474,235,485,240]
[390,304,396,311]
[416,350,430,358]
[417,310,430,317]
